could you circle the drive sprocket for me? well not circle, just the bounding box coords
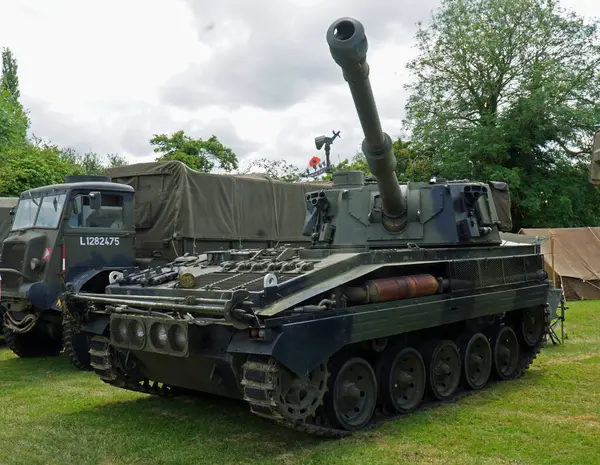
[242,355,329,424]
[276,363,328,421]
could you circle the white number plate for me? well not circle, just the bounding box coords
[79,237,121,246]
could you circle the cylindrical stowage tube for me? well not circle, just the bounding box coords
[178,267,196,289]
[343,274,440,304]
[326,17,407,232]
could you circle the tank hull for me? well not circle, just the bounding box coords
[74,243,551,436]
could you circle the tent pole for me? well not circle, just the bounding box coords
[551,233,556,288]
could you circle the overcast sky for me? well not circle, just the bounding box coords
[0,0,597,173]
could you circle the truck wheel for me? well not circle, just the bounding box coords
[62,316,92,370]
[2,324,62,358]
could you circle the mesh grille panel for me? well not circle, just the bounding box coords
[193,272,302,291]
[450,255,543,291]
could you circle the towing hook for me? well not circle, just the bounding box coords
[224,289,254,330]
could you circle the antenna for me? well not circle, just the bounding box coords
[304,130,340,178]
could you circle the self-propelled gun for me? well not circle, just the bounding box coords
[65,17,553,436]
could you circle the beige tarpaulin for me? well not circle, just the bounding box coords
[0,198,18,244]
[519,227,600,300]
[106,161,332,244]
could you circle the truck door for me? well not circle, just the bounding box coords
[62,190,135,281]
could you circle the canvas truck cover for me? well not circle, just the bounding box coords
[0,197,18,244]
[105,161,332,244]
[488,181,512,232]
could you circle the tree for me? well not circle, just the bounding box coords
[392,138,436,182]
[324,138,434,182]
[324,152,370,181]
[1,47,20,100]
[58,148,129,176]
[0,140,85,196]
[403,0,600,229]
[151,130,238,172]
[106,153,128,168]
[242,158,303,182]
[0,47,28,151]
[0,86,28,150]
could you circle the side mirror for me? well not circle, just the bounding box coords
[9,208,15,216]
[89,191,102,210]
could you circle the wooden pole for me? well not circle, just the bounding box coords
[551,232,556,288]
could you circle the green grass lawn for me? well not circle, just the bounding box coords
[1,302,599,465]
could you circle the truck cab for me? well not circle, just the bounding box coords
[0,177,135,358]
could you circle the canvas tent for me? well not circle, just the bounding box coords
[0,198,18,245]
[519,227,600,300]
[106,161,332,259]
[500,232,541,246]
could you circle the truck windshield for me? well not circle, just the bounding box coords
[35,194,67,228]
[11,198,38,230]
[11,194,67,231]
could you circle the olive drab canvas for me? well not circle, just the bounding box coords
[105,160,332,260]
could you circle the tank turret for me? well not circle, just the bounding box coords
[326,18,407,232]
[301,17,509,248]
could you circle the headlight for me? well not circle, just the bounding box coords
[129,320,146,349]
[110,317,147,349]
[133,320,145,340]
[150,323,169,349]
[117,321,129,343]
[168,324,187,352]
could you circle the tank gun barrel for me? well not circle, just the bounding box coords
[326,17,407,231]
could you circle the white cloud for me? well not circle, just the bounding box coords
[0,0,597,171]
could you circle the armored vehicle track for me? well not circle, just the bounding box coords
[87,306,547,438]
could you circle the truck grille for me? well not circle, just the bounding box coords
[0,242,26,289]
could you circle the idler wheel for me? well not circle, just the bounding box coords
[324,357,377,431]
[519,306,546,347]
[424,340,461,401]
[461,333,492,390]
[379,346,426,413]
[492,326,520,380]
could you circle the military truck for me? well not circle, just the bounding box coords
[65,17,555,436]
[104,161,331,262]
[0,170,329,367]
[0,197,18,336]
[0,198,18,246]
[0,177,136,358]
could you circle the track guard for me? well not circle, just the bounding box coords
[228,316,351,377]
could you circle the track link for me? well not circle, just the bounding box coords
[89,336,181,397]
[62,313,92,370]
[241,312,546,438]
